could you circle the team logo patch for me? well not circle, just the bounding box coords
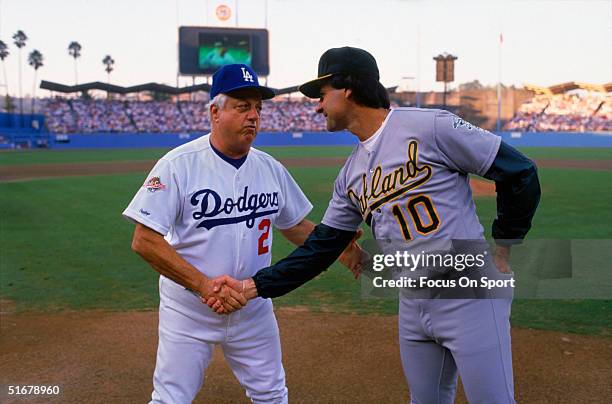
[144,176,166,193]
[453,117,486,133]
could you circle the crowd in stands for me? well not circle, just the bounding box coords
[590,101,612,132]
[40,97,401,134]
[179,101,211,132]
[126,101,187,133]
[504,91,611,132]
[40,98,329,134]
[72,99,134,133]
[43,98,79,133]
[41,92,610,134]
[260,100,326,132]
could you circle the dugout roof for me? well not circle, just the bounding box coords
[40,81,398,98]
[40,80,301,97]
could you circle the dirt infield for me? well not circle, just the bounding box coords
[2,157,609,191]
[469,178,495,196]
[1,309,610,404]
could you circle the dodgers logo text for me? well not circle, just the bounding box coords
[191,186,279,230]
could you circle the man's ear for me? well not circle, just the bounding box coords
[211,104,220,122]
[344,88,352,100]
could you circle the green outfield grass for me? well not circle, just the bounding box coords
[2,145,612,166]
[516,147,612,161]
[1,147,611,336]
[0,146,355,166]
[0,148,170,166]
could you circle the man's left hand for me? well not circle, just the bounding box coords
[339,229,369,279]
[493,245,512,274]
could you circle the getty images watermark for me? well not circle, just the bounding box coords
[370,250,515,290]
[358,239,612,299]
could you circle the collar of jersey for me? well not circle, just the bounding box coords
[360,109,393,153]
[208,136,248,170]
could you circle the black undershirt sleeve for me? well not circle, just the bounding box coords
[252,224,356,298]
[483,141,541,245]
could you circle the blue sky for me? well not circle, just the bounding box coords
[1,0,610,97]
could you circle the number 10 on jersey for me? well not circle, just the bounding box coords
[391,194,440,240]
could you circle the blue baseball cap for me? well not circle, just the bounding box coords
[210,64,275,100]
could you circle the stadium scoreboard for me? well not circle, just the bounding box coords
[179,26,270,76]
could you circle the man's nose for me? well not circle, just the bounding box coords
[246,106,260,120]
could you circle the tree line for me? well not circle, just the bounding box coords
[0,30,115,114]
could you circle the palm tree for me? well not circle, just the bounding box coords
[13,30,28,117]
[102,55,115,99]
[68,41,82,85]
[102,55,115,83]
[28,50,43,114]
[0,40,9,100]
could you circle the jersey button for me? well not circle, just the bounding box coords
[376,209,382,213]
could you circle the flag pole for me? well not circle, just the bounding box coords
[235,0,239,27]
[497,31,503,132]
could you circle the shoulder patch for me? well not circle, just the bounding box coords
[452,117,486,133]
[144,176,166,193]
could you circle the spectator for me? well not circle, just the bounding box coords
[505,91,610,132]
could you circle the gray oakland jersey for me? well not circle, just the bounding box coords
[322,108,501,241]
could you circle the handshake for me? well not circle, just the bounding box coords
[197,275,254,315]
[199,229,368,315]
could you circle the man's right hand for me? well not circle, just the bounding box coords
[198,277,247,313]
[204,275,258,314]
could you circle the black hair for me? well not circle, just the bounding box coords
[328,73,390,109]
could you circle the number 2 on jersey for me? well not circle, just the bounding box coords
[391,195,440,240]
[258,218,271,255]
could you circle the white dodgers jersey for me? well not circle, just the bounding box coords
[123,134,312,322]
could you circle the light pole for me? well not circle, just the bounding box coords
[433,53,458,110]
[401,76,415,106]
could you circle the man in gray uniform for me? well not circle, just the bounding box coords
[208,47,540,403]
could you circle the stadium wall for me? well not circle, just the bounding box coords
[0,113,46,131]
[497,132,612,147]
[3,131,612,150]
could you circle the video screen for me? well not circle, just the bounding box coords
[179,27,268,76]
[198,33,251,71]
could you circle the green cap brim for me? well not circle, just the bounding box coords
[298,74,333,98]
